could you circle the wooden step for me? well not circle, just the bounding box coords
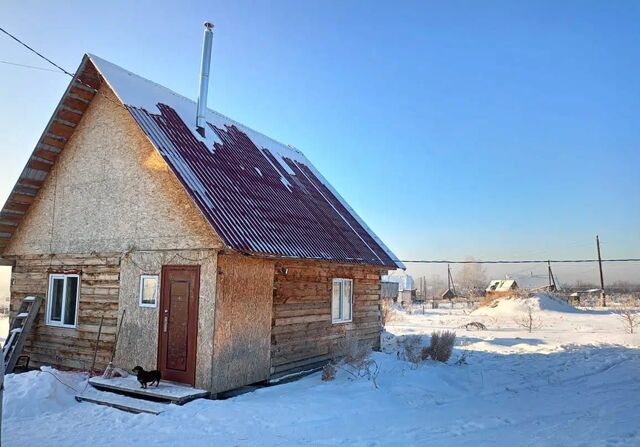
[76,389,172,415]
[88,376,209,404]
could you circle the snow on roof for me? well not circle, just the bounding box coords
[486,279,518,292]
[88,54,402,268]
[381,274,414,291]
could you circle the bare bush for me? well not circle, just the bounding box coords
[426,330,456,362]
[339,333,372,367]
[515,305,542,333]
[381,298,395,326]
[331,333,379,387]
[321,363,337,381]
[615,305,640,334]
[397,335,424,365]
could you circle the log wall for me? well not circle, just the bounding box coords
[271,259,385,377]
[9,253,121,371]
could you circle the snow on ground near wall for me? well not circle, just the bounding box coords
[0,315,8,344]
[3,298,640,446]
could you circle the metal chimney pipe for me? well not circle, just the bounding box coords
[196,22,214,136]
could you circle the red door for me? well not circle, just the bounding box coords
[158,265,200,385]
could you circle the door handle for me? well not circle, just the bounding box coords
[163,315,168,333]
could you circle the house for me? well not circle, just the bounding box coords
[441,288,456,301]
[485,279,519,298]
[382,274,415,306]
[380,281,399,302]
[0,52,402,393]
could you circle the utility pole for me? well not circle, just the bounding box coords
[547,260,557,292]
[596,235,606,307]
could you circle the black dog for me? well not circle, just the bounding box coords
[132,366,161,389]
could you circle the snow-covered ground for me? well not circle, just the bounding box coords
[0,315,8,345]
[3,295,640,446]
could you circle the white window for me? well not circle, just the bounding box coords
[46,274,80,328]
[139,275,159,308]
[332,278,353,323]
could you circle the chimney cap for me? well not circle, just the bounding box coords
[204,22,215,29]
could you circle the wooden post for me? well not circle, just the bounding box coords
[547,260,557,292]
[596,235,606,307]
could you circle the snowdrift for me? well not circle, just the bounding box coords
[471,293,578,317]
[3,367,85,419]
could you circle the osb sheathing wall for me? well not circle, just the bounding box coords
[212,254,274,393]
[5,85,223,387]
[271,259,384,377]
[117,250,217,389]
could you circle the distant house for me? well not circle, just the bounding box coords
[441,288,456,301]
[485,279,519,297]
[381,281,399,302]
[382,274,415,306]
[0,53,403,393]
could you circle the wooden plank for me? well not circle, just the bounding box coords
[26,159,52,172]
[55,107,83,124]
[69,85,95,101]
[0,225,17,234]
[88,376,209,404]
[42,135,66,149]
[34,148,60,162]
[14,177,44,187]
[9,193,35,205]
[75,393,168,415]
[48,121,75,139]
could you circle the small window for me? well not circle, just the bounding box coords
[46,274,80,328]
[332,278,353,323]
[139,275,159,308]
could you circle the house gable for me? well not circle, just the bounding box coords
[4,83,222,255]
[2,54,401,269]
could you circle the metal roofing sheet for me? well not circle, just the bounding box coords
[89,55,402,268]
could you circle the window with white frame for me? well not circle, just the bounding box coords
[139,275,159,308]
[332,278,353,323]
[46,274,80,328]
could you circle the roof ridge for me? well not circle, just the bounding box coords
[86,53,304,156]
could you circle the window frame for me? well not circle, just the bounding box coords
[331,278,353,324]
[46,273,80,329]
[139,274,159,308]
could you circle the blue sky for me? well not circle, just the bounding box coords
[0,0,638,284]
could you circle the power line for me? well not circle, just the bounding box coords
[0,26,75,76]
[0,26,130,113]
[1,27,638,272]
[396,258,640,264]
[0,59,66,73]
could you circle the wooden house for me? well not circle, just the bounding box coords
[485,279,519,298]
[0,54,402,393]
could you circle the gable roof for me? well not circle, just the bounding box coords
[486,279,518,292]
[1,54,403,269]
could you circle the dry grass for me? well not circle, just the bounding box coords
[398,331,457,365]
[338,333,373,367]
[321,363,337,381]
[514,304,542,333]
[398,335,424,365]
[426,330,456,362]
[615,301,640,334]
[381,298,395,326]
